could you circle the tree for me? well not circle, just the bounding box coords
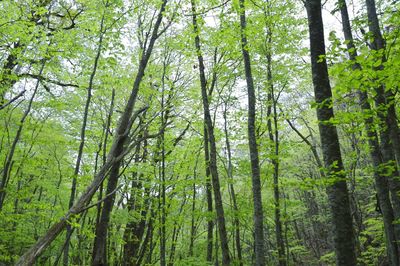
[190,1,231,264]
[238,0,266,264]
[305,0,357,265]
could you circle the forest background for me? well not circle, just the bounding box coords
[0,0,399,265]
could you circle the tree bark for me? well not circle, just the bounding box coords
[305,0,357,265]
[190,1,231,264]
[238,0,266,264]
[204,126,214,262]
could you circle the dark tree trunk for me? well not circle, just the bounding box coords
[204,126,214,263]
[190,1,231,264]
[305,0,357,265]
[90,1,168,264]
[238,0,266,264]
[338,0,399,264]
[189,167,197,257]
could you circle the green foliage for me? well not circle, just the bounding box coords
[0,0,399,264]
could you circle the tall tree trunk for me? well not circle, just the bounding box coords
[265,26,286,266]
[121,138,143,266]
[338,0,399,264]
[238,0,266,264]
[190,1,231,264]
[305,0,357,265]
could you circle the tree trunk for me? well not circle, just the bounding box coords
[222,103,243,266]
[204,126,214,263]
[305,0,357,264]
[238,0,266,264]
[190,1,231,264]
[265,26,286,266]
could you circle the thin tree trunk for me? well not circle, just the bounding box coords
[64,10,106,266]
[159,88,167,266]
[238,0,265,264]
[222,102,243,266]
[305,0,357,265]
[204,127,214,263]
[189,162,197,257]
[190,1,231,264]
[265,26,286,266]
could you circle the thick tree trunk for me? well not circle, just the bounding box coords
[190,1,231,264]
[365,0,400,167]
[338,0,399,264]
[305,0,357,265]
[238,0,266,265]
